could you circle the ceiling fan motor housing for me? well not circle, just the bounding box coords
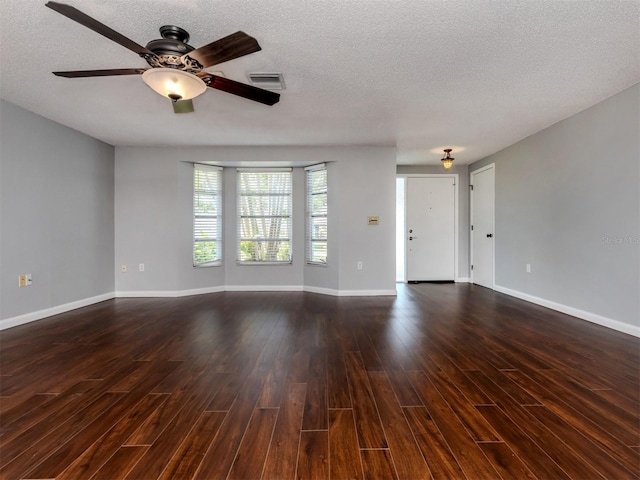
[143,26,202,73]
[146,25,194,55]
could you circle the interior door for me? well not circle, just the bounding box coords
[471,165,495,289]
[406,177,455,281]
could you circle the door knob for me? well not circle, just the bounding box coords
[409,236,417,241]
[486,233,493,238]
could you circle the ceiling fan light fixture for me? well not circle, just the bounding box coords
[441,148,455,170]
[142,68,206,101]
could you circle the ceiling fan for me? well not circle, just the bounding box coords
[45,2,280,113]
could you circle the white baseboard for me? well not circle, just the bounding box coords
[494,284,640,338]
[336,289,397,297]
[178,286,226,297]
[0,292,115,331]
[116,290,178,298]
[303,285,339,296]
[456,277,471,283]
[304,285,396,297]
[224,285,304,292]
[117,285,396,298]
[116,286,226,298]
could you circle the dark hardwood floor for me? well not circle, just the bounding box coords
[1,283,638,479]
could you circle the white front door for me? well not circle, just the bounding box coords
[406,177,455,281]
[471,165,495,289]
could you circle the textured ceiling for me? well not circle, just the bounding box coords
[1,0,638,165]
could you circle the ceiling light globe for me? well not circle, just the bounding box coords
[441,148,454,170]
[142,68,207,100]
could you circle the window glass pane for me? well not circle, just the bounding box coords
[310,217,327,240]
[194,165,222,266]
[239,217,292,240]
[237,170,292,263]
[310,242,327,261]
[239,240,291,262]
[306,166,328,264]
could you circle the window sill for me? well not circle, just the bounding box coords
[193,262,222,268]
[236,261,293,266]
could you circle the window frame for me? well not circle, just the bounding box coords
[305,163,328,266]
[236,168,293,265]
[193,164,223,267]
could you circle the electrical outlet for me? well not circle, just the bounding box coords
[18,274,26,287]
[357,261,363,270]
[121,264,127,273]
[139,263,145,272]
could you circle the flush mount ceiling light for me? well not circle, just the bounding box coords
[441,148,455,170]
[142,68,207,101]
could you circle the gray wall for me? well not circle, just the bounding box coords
[336,150,396,292]
[0,100,115,323]
[115,146,397,295]
[470,84,639,328]
[396,165,470,280]
[114,148,184,293]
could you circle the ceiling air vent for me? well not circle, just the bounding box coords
[248,73,286,90]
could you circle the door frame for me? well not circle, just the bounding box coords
[470,163,495,289]
[397,174,459,283]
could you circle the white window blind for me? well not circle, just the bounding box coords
[237,169,292,263]
[306,164,328,264]
[193,164,222,266]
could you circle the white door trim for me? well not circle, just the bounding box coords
[470,164,495,289]
[397,174,459,283]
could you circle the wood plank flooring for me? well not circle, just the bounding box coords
[0,283,638,479]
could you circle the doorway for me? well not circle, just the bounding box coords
[470,164,495,289]
[396,175,458,283]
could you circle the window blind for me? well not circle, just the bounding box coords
[305,164,328,264]
[237,169,292,263]
[193,164,222,266]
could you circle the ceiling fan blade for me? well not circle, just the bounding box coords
[188,31,261,68]
[53,68,148,78]
[45,2,154,56]
[204,75,280,106]
[172,99,195,114]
